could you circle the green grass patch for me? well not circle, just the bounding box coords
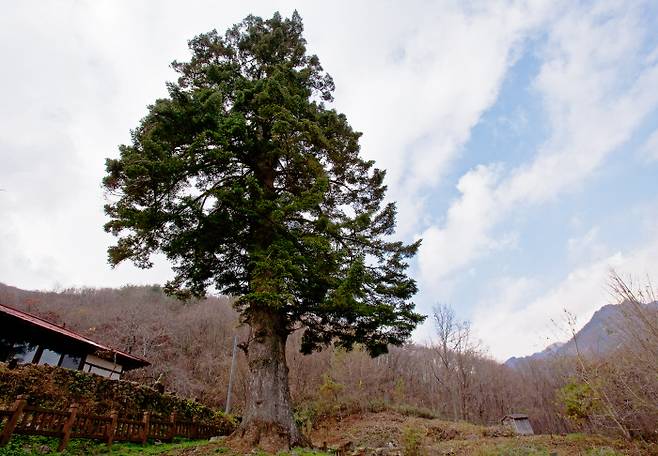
[0,435,214,455]
[585,448,624,456]
[242,450,331,456]
[270,450,333,456]
[475,443,552,456]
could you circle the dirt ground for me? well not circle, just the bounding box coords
[307,411,657,455]
[167,411,658,455]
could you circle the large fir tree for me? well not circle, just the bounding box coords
[103,12,424,449]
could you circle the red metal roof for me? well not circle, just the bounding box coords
[0,302,149,368]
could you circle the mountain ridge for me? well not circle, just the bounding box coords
[505,300,658,367]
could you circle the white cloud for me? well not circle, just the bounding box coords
[473,231,658,361]
[417,1,658,296]
[0,0,553,289]
[640,128,658,162]
[417,164,503,293]
[567,226,607,265]
[321,1,553,236]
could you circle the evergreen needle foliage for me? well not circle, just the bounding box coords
[103,12,426,447]
[102,11,424,356]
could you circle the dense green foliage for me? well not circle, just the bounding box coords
[0,363,234,430]
[557,380,600,424]
[103,12,424,355]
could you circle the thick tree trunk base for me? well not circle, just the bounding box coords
[228,420,310,453]
[231,308,310,453]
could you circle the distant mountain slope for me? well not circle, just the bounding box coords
[506,300,658,368]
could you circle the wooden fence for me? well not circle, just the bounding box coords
[0,395,222,450]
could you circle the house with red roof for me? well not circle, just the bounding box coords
[0,303,149,379]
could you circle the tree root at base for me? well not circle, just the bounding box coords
[227,420,310,453]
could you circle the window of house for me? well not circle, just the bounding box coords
[38,349,62,366]
[12,342,39,364]
[60,354,82,370]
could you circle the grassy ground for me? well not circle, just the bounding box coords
[154,410,657,455]
[0,436,331,456]
[0,435,215,455]
[149,433,656,456]
[2,412,656,455]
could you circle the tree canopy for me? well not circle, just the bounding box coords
[103,11,424,358]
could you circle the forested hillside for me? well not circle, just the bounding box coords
[1,281,657,440]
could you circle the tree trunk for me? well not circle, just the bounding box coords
[231,309,308,451]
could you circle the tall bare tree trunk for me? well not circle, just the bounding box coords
[231,309,308,451]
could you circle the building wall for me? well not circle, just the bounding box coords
[513,419,534,435]
[82,354,123,380]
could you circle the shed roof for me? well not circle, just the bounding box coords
[0,302,149,370]
[501,414,529,421]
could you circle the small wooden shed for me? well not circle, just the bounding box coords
[501,414,534,435]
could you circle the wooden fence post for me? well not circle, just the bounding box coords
[140,411,150,444]
[167,412,176,442]
[58,402,78,451]
[106,410,119,447]
[0,394,28,446]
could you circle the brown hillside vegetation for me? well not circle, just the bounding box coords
[0,283,567,432]
[1,276,657,443]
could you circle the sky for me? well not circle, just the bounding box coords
[2,0,658,361]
